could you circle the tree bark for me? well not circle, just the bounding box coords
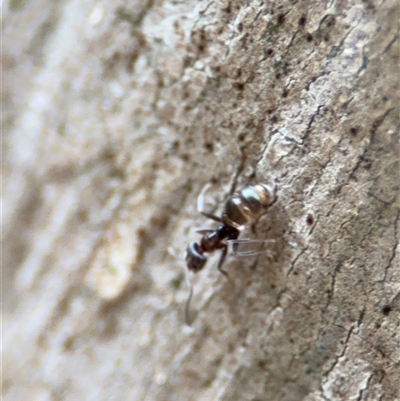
[3,1,399,400]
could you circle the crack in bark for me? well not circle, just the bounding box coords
[356,373,374,401]
[286,245,309,276]
[377,208,400,283]
[333,107,395,198]
[382,33,399,55]
[325,198,341,218]
[356,44,370,76]
[330,320,399,367]
[305,72,329,91]
[370,107,395,144]
[319,326,354,394]
[368,191,396,206]
[357,306,366,328]
[324,261,342,309]
[327,27,355,59]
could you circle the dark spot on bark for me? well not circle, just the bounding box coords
[324,34,330,42]
[170,273,184,290]
[359,155,372,170]
[63,336,75,352]
[224,3,231,14]
[306,33,313,42]
[157,77,165,89]
[150,212,169,230]
[109,168,126,180]
[204,142,214,152]
[362,0,375,10]
[238,22,243,32]
[191,28,207,53]
[210,176,219,184]
[238,132,246,142]
[382,305,392,316]
[282,89,289,98]
[365,162,372,170]
[77,209,88,222]
[270,115,278,124]
[102,147,117,161]
[183,56,193,69]
[137,227,147,239]
[375,322,381,329]
[306,214,314,225]
[181,153,190,161]
[241,33,249,48]
[172,140,180,150]
[275,72,281,79]
[266,48,274,56]
[350,127,358,136]
[299,16,306,26]
[326,17,335,28]
[235,82,245,91]
[277,14,285,25]
[236,68,242,77]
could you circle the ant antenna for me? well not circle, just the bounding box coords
[197,183,212,214]
[184,272,195,325]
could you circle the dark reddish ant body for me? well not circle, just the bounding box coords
[185,183,276,276]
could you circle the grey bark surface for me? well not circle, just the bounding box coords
[2,1,399,400]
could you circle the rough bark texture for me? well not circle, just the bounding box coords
[3,1,399,400]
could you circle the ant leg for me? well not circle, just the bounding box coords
[201,211,222,223]
[196,228,216,235]
[197,183,222,222]
[232,241,239,255]
[228,239,276,257]
[228,148,246,195]
[216,244,229,276]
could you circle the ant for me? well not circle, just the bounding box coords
[184,183,277,323]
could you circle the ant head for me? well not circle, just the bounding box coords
[185,242,207,272]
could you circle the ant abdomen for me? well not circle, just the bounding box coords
[222,184,274,229]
